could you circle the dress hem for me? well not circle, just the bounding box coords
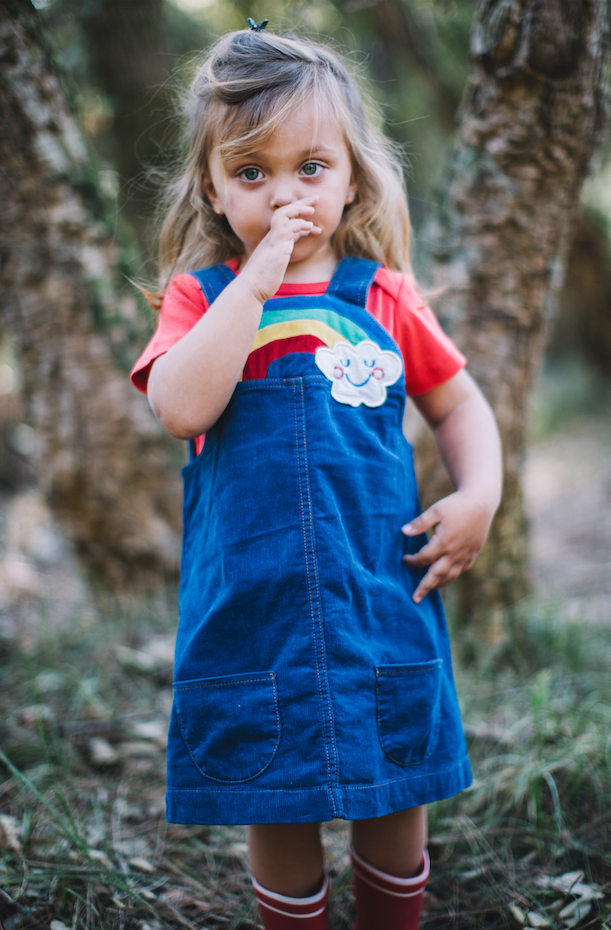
[165,756,472,825]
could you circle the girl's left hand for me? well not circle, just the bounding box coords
[401,491,495,604]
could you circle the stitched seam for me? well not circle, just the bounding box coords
[174,676,273,690]
[375,661,443,678]
[327,258,376,308]
[174,677,281,784]
[236,377,328,390]
[166,757,471,793]
[375,675,442,767]
[298,380,339,797]
[191,264,235,306]
[293,380,335,799]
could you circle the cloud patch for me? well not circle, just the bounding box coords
[315,340,402,407]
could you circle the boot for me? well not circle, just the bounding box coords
[351,846,429,930]
[252,872,330,929]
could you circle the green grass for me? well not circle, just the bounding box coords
[1,593,610,929]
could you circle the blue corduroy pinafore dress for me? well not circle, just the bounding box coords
[166,257,472,825]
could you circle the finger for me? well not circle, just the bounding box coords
[402,507,440,537]
[402,537,442,567]
[412,560,465,603]
[411,559,452,603]
[275,198,318,218]
[293,224,322,238]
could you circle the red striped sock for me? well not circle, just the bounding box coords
[251,873,330,929]
[351,846,430,930]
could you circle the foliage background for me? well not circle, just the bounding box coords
[1,0,610,928]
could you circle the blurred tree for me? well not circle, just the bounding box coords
[39,0,208,271]
[420,0,610,653]
[1,0,609,626]
[554,208,611,374]
[0,0,182,583]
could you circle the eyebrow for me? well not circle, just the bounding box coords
[228,144,339,163]
[294,145,339,158]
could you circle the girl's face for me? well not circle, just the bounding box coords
[203,102,357,278]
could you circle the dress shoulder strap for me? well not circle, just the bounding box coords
[190,264,236,306]
[326,257,381,308]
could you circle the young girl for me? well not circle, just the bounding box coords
[131,24,502,930]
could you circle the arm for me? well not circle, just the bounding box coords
[147,197,320,438]
[403,369,502,603]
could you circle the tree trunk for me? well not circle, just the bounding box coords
[0,0,182,584]
[41,0,207,270]
[422,0,609,654]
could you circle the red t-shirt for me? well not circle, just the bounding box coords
[131,261,465,455]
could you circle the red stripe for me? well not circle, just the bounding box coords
[243,335,324,381]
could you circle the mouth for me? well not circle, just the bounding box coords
[345,373,372,387]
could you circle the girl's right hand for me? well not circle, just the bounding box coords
[239,197,321,304]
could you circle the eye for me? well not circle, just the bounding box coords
[301,162,323,178]
[340,358,350,367]
[363,359,375,368]
[239,167,263,182]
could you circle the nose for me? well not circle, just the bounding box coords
[270,175,299,210]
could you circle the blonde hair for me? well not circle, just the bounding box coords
[157,28,411,293]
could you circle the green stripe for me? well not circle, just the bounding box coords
[259,308,369,345]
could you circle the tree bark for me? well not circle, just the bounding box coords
[422,0,609,653]
[0,0,182,584]
[41,0,207,270]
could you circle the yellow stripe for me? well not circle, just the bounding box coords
[250,320,344,352]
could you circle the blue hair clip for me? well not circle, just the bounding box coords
[247,18,269,32]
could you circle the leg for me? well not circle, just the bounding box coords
[248,823,329,930]
[350,807,429,930]
[248,823,324,897]
[351,805,427,877]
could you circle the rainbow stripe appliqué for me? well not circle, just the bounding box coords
[242,306,371,381]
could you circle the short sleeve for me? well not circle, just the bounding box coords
[393,274,466,396]
[130,274,208,393]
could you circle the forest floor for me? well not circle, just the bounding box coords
[0,360,610,930]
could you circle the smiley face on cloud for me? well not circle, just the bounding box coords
[315,340,403,407]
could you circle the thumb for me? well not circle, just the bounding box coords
[402,506,439,536]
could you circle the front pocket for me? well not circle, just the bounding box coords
[173,671,281,783]
[375,661,443,766]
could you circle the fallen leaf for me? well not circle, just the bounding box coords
[510,904,526,925]
[537,871,603,900]
[526,912,550,928]
[560,899,593,926]
[536,871,583,893]
[87,848,111,866]
[114,645,159,674]
[117,741,160,758]
[131,720,166,743]
[0,814,21,854]
[129,857,156,874]
[88,737,120,767]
